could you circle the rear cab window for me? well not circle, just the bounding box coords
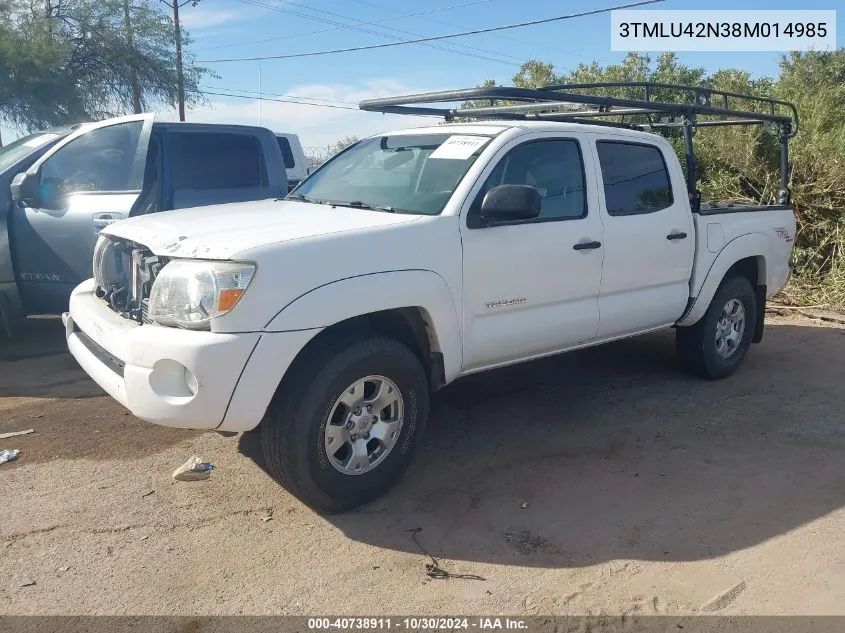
[171,132,268,190]
[596,141,673,216]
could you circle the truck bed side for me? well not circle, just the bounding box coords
[680,204,796,326]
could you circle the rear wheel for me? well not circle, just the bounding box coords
[676,275,757,380]
[260,335,429,513]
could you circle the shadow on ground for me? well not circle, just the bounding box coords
[0,317,100,399]
[241,322,845,567]
[0,317,202,462]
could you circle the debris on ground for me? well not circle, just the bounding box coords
[406,527,485,581]
[261,510,274,523]
[59,566,70,573]
[0,429,34,439]
[172,456,214,481]
[503,528,557,555]
[140,535,149,542]
[19,575,35,587]
[520,502,529,509]
[0,449,20,464]
[141,489,155,498]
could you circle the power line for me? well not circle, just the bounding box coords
[195,88,443,118]
[199,85,359,106]
[271,0,524,64]
[198,0,664,63]
[230,0,520,66]
[195,0,495,52]
[195,89,360,110]
[347,0,615,65]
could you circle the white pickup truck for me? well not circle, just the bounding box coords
[64,84,797,512]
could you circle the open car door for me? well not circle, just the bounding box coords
[9,113,154,315]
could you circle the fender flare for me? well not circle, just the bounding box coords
[264,269,463,383]
[677,233,770,327]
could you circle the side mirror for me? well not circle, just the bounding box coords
[479,184,541,224]
[10,171,40,207]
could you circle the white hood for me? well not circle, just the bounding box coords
[102,199,421,259]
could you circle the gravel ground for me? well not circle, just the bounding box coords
[1,314,844,615]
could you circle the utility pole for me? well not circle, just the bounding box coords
[160,0,200,122]
[123,0,143,113]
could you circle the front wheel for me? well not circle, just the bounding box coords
[676,275,757,380]
[260,335,429,513]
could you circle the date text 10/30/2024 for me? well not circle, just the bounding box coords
[308,618,529,630]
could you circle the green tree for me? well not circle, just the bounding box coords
[329,135,359,155]
[0,0,213,132]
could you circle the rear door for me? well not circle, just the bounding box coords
[589,135,694,339]
[9,113,154,314]
[167,130,274,208]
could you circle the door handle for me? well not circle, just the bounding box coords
[573,240,602,251]
[666,232,688,240]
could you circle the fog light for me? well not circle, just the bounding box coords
[184,367,198,396]
[149,359,198,403]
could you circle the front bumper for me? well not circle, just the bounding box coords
[65,279,319,431]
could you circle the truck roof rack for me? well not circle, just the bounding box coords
[359,82,798,207]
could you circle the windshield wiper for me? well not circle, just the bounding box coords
[336,200,397,213]
[285,192,326,205]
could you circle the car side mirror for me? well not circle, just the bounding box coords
[479,184,541,224]
[10,171,40,207]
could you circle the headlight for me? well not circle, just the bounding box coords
[92,235,109,289]
[147,260,255,330]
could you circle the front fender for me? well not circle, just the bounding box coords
[264,269,463,383]
[678,232,770,327]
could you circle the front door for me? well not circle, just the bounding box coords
[460,134,604,371]
[9,113,154,314]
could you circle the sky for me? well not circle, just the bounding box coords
[3,0,842,150]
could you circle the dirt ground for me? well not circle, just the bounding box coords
[1,314,844,616]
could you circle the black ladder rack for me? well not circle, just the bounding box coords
[359,82,798,207]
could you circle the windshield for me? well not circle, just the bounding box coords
[0,132,62,173]
[291,133,492,215]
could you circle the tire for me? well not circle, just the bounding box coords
[676,275,757,380]
[260,334,429,513]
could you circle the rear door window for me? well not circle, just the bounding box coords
[596,141,673,216]
[171,132,267,189]
[276,136,296,169]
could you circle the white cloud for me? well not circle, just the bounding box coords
[163,79,443,148]
[179,8,246,30]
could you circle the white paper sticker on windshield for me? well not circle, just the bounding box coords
[429,135,490,160]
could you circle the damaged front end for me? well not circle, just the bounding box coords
[92,236,167,323]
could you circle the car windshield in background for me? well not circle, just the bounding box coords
[0,132,61,173]
[290,133,491,215]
